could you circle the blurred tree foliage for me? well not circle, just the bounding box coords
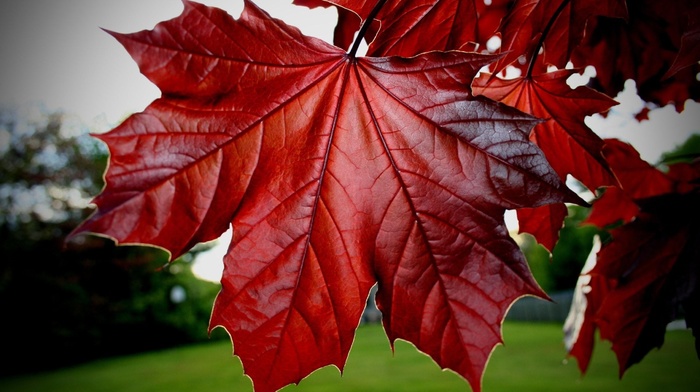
[0,106,225,377]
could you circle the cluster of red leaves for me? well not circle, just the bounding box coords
[566,139,700,375]
[572,0,700,112]
[71,0,700,391]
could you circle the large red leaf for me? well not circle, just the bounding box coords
[71,1,581,391]
[473,69,617,250]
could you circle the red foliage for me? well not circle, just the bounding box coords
[71,0,699,390]
[491,0,627,75]
[71,1,581,390]
[295,0,513,55]
[568,143,700,374]
[572,0,700,112]
[473,69,618,249]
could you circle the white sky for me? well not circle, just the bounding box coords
[1,1,698,282]
[0,0,337,129]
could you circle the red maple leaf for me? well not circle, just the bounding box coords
[573,0,700,112]
[490,0,627,75]
[583,186,637,228]
[70,1,581,391]
[514,203,569,251]
[565,140,700,375]
[359,0,486,55]
[601,139,674,199]
[295,0,514,56]
[472,69,618,250]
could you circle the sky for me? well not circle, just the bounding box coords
[0,0,337,130]
[2,0,698,282]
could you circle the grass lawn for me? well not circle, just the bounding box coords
[1,322,697,391]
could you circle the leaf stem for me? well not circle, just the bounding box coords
[526,0,571,78]
[348,0,388,58]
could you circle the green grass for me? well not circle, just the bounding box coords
[1,322,697,391]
